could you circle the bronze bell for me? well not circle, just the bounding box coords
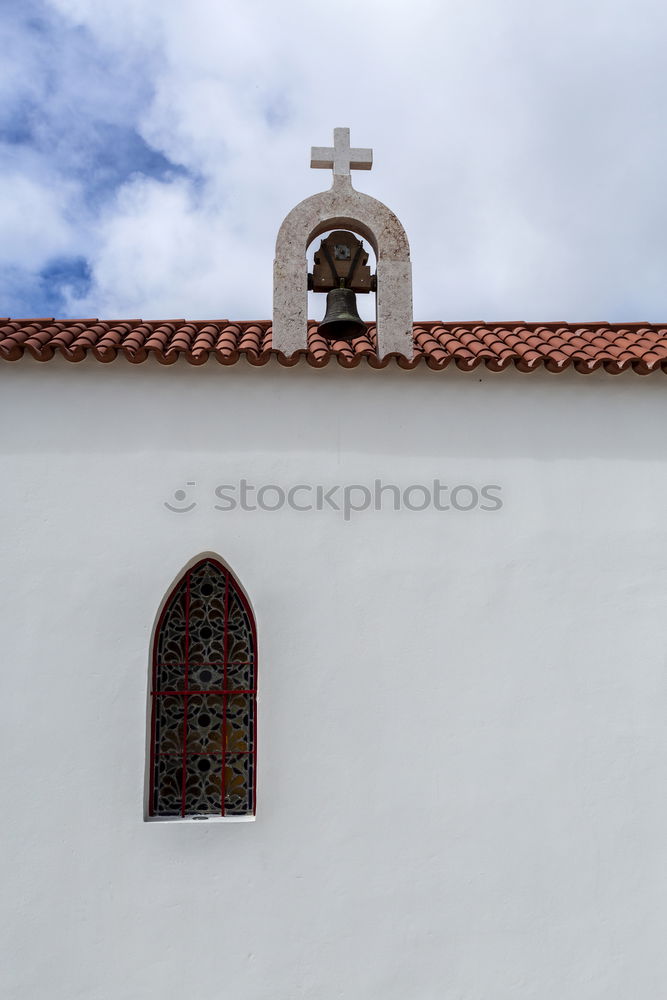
[318,286,366,342]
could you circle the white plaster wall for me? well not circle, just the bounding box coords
[2,357,667,999]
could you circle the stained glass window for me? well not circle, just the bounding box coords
[149,558,257,818]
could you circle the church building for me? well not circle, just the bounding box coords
[2,129,667,999]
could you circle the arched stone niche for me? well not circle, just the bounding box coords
[272,130,413,360]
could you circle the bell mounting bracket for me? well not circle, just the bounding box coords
[309,230,375,293]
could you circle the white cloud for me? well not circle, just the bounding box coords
[8,0,667,319]
[0,172,77,268]
[66,174,270,318]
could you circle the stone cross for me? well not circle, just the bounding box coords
[310,127,373,180]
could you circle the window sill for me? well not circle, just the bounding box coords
[145,814,256,824]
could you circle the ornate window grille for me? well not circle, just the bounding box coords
[149,558,257,817]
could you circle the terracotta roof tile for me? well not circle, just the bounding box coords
[3,318,667,375]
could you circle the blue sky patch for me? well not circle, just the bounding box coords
[2,257,92,319]
[72,123,191,205]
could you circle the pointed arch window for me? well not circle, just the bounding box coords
[149,558,257,818]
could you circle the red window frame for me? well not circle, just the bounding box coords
[148,558,258,817]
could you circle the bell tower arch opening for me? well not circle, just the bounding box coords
[273,128,413,360]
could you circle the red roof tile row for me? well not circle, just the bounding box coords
[2,318,667,374]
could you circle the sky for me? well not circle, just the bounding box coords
[2,0,667,322]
